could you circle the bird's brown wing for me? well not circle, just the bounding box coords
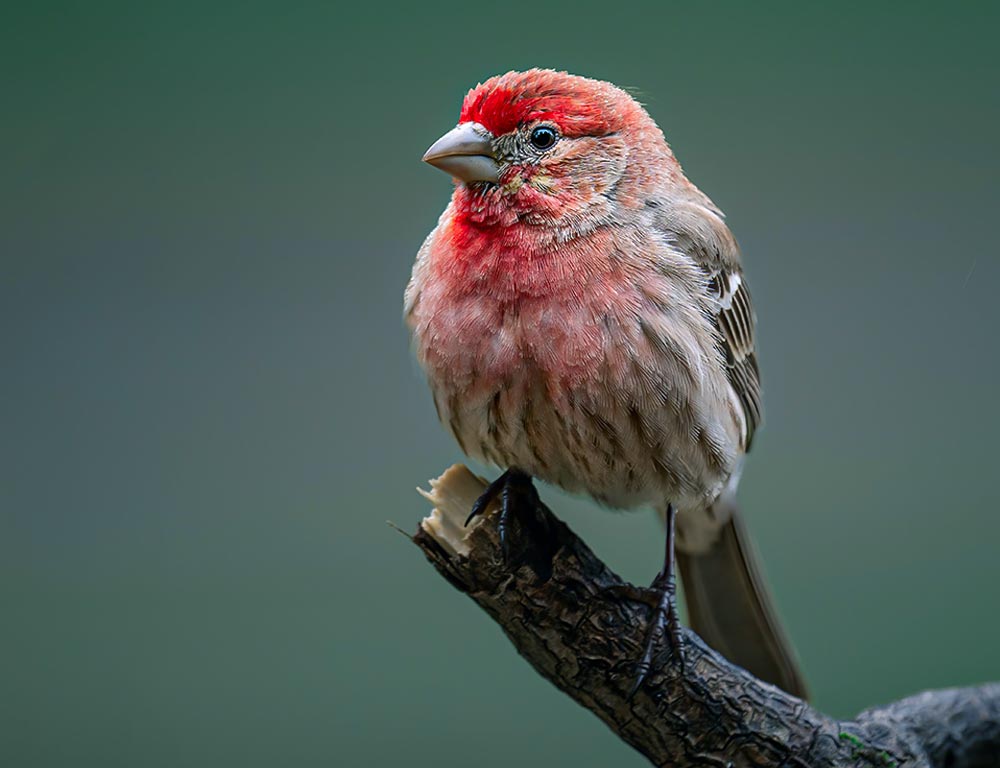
[706,267,761,450]
[660,200,762,450]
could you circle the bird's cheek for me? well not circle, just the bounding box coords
[501,165,560,196]
[526,173,557,195]
[499,170,525,195]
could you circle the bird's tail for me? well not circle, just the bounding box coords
[676,500,809,699]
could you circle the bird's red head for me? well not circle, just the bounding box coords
[458,69,632,138]
[422,70,678,230]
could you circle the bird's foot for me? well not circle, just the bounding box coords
[465,469,551,566]
[603,569,684,699]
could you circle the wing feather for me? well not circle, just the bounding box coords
[651,198,762,449]
[708,268,761,449]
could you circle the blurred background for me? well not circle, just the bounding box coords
[2,2,998,766]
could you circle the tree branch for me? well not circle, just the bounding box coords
[411,464,1000,768]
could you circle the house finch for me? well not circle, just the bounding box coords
[405,69,807,698]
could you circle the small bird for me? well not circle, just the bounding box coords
[405,69,807,698]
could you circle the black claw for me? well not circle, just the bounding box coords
[628,572,683,699]
[498,479,516,553]
[465,469,550,568]
[465,469,513,526]
[616,503,684,698]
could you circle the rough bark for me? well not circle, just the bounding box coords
[410,464,1000,768]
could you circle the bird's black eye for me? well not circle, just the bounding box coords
[529,126,558,150]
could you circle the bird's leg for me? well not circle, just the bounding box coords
[631,503,683,694]
[466,468,547,563]
[601,503,684,697]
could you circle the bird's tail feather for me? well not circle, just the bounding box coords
[676,502,809,699]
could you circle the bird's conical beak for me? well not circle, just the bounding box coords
[422,122,499,183]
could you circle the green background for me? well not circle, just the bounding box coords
[3,2,998,766]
